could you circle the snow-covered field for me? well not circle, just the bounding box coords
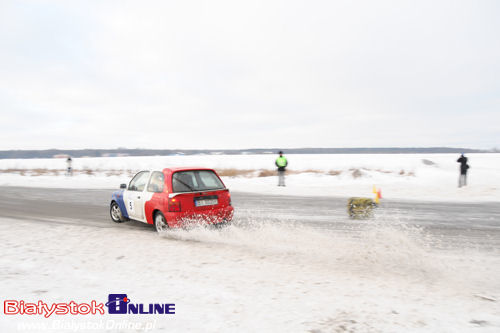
[1,154,499,332]
[0,153,499,202]
[1,216,499,332]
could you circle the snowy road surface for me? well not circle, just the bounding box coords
[0,186,498,249]
[0,186,499,332]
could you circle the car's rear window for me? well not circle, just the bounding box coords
[172,170,225,192]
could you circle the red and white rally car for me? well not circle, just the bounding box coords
[110,168,233,232]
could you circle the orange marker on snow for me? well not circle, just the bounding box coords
[373,186,382,204]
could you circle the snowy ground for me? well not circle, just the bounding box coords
[0,154,499,332]
[0,153,499,202]
[1,213,499,333]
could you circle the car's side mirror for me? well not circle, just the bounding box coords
[120,184,127,189]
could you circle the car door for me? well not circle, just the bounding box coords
[123,171,150,221]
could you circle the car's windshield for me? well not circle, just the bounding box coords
[172,170,225,192]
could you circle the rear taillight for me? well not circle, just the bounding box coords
[168,197,181,212]
[228,192,232,206]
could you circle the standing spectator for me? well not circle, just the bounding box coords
[457,153,469,187]
[66,156,73,176]
[275,151,288,186]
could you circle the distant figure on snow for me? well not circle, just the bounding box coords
[66,156,73,176]
[275,151,288,186]
[457,154,469,187]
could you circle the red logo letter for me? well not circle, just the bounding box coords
[4,301,19,315]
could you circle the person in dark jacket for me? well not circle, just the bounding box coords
[66,156,73,176]
[457,154,469,187]
[275,151,288,186]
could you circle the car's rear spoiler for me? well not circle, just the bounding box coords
[168,188,228,198]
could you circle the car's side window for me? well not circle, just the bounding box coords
[128,171,150,191]
[147,171,164,193]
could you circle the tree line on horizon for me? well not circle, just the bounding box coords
[0,147,492,159]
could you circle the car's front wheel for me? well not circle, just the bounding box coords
[110,202,125,223]
[154,212,168,233]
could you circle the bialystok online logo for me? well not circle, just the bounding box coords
[3,294,175,318]
[105,294,175,315]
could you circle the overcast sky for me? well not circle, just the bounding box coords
[0,0,499,150]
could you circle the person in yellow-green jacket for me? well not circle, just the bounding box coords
[275,151,288,186]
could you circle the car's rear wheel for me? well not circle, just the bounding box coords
[110,202,125,223]
[154,212,168,233]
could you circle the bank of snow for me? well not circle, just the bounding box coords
[0,153,499,202]
[0,217,499,332]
